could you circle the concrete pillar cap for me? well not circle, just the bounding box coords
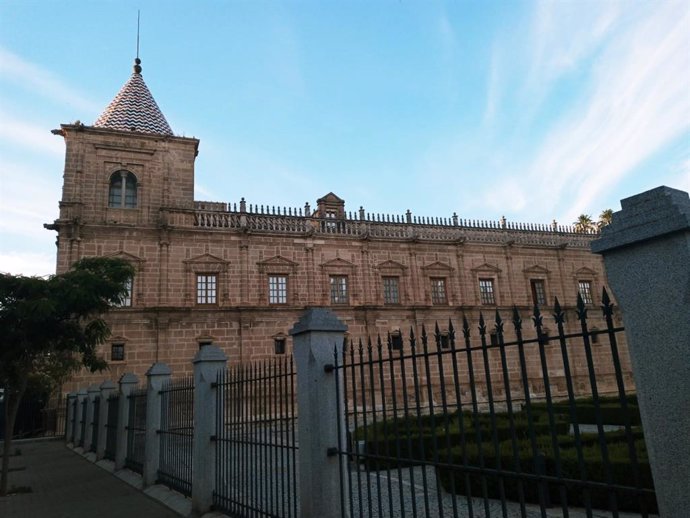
[146,362,172,377]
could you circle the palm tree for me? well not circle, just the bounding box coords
[573,214,595,233]
[598,208,613,229]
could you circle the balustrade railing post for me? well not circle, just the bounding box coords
[83,385,99,453]
[290,308,349,518]
[97,380,116,461]
[74,389,88,449]
[191,344,227,516]
[144,363,171,487]
[65,392,76,445]
[115,373,139,471]
[592,186,690,517]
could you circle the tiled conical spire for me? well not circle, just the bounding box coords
[94,58,173,136]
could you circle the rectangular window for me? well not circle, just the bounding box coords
[439,333,450,349]
[578,280,593,304]
[197,274,217,304]
[274,337,286,355]
[430,278,447,304]
[390,332,403,350]
[325,210,337,230]
[111,343,125,362]
[330,275,348,304]
[383,277,400,304]
[490,332,499,346]
[269,275,288,304]
[479,278,496,305]
[530,279,547,306]
[115,276,133,307]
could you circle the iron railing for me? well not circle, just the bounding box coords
[213,357,299,518]
[70,398,77,443]
[78,398,87,447]
[333,290,655,518]
[90,396,100,453]
[125,388,147,474]
[158,377,194,497]
[104,394,119,461]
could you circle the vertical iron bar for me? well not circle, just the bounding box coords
[398,329,420,518]
[350,340,364,518]
[463,314,491,516]
[357,339,374,518]
[533,304,569,515]
[577,293,619,517]
[478,312,508,517]
[602,288,647,517]
[366,337,384,518]
[386,333,406,517]
[495,310,527,517]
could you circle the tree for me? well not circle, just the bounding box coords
[0,257,133,495]
[573,214,596,233]
[598,208,614,229]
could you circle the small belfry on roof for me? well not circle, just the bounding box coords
[93,57,173,136]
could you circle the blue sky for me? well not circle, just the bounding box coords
[1,0,688,276]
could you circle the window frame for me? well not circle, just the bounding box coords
[274,337,287,355]
[578,280,594,305]
[268,274,288,305]
[108,170,138,209]
[479,278,496,305]
[113,276,133,307]
[111,343,125,362]
[530,279,547,307]
[430,277,447,305]
[382,276,400,305]
[329,275,349,305]
[196,273,218,305]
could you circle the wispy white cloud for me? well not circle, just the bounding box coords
[0,252,55,277]
[0,157,60,240]
[0,46,100,113]
[482,45,501,127]
[473,0,690,222]
[0,110,64,156]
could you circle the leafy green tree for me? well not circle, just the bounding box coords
[598,208,614,229]
[0,257,133,495]
[573,214,596,233]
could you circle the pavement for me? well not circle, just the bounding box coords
[0,438,206,518]
[0,439,654,518]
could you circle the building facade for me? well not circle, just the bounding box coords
[47,60,630,396]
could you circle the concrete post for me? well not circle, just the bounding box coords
[116,373,139,471]
[97,380,116,460]
[74,389,88,449]
[289,308,349,518]
[143,363,172,487]
[65,393,76,444]
[592,186,690,517]
[191,344,227,516]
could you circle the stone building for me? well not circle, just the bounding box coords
[46,59,629,395]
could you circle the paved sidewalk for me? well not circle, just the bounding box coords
[0,439,181,518]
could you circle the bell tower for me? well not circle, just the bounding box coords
[47,58,199,273]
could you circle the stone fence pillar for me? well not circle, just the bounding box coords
[290,308,349,518]
[65,393,76,444]
[592,186,690,517]
[97,380,116,460]
[191,344,227,516]
[144,363,171,487]
[115,373,139,471]
[74,389,88,448]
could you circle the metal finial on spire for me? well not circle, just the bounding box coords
[133,11,142,74]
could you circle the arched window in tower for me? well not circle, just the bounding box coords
[108,171,138,208]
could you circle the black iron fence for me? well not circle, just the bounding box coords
[78,398,87,447]
[70,398,77,443]
[89,396,100,453]
[158,377,194,497]
[104,394,119,461]
[125,388,147,474]
[333,291,655,518]
[213,357,299,518]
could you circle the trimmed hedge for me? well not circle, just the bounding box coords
[436,438,657,514]
[352,396,656,514]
